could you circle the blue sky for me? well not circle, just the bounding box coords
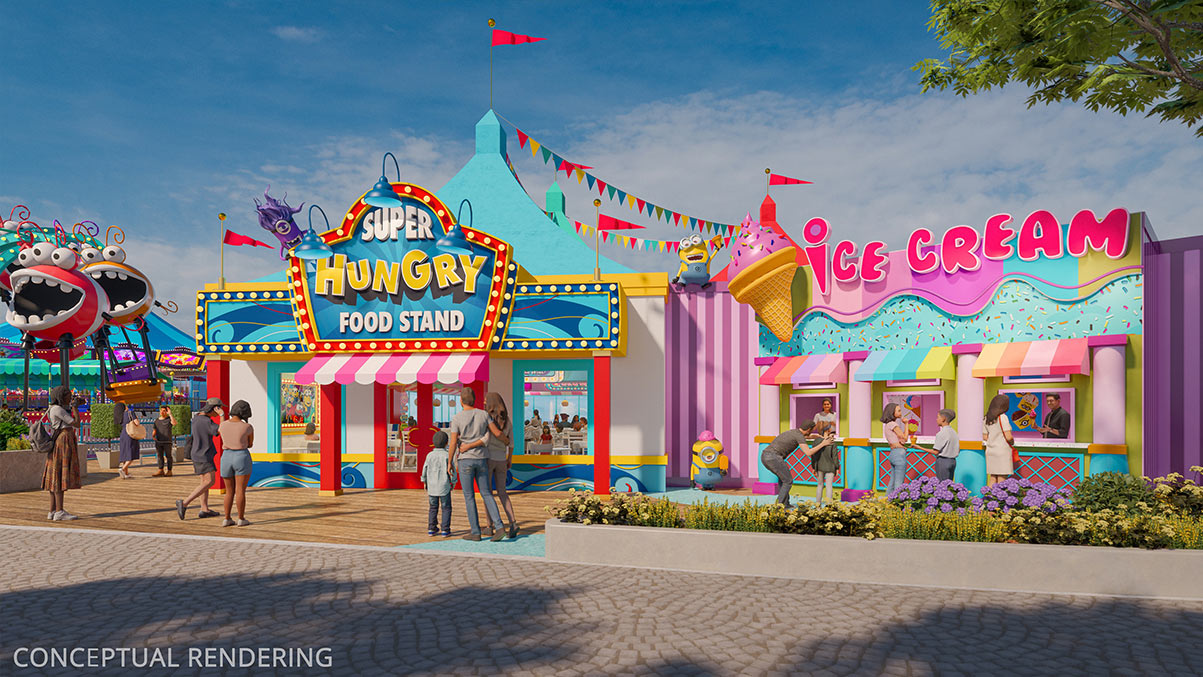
[3,2,1200,329]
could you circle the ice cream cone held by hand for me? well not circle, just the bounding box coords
[727,214,799,342]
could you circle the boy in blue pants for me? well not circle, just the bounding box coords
[422,430,455,536]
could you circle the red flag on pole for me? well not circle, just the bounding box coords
[223,229,274,249]
[598,214,646,231]
[492,29,546,46]
[768,173,812,186]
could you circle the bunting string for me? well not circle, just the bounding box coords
[495,112,741,238]
[570,220,726,254]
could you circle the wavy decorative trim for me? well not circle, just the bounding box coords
[796,266,1142,323]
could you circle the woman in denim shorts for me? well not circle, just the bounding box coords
[217,400,255,527]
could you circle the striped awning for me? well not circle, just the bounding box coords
[759,353,847,385]
[853,346,955,382]
[971,339,1089,378]
[294,352,489,386]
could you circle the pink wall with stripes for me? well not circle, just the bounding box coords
[665,282,762,485]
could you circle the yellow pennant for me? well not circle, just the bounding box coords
[530,141,541,158]
[575,168,585,184]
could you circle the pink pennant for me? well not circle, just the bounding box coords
[517,129,528,148]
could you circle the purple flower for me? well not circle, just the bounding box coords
[924,506,935,514]
[927,496,939,506]
[940,503,953,513]
[956,507,966,515]
[1005,495,1018,505]
[987,500,999,510]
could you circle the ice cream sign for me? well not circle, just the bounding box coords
[799,207,1131,294]
[287,182,517,353]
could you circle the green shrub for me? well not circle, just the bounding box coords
[1071,472,1154,514]
[879,504,1009,543]
[7,437,32,450]
[89,402,119,439]
[1150,466,1203,518]
[682,499,772,532]
[998,506,1179,549]
[166,405,192,436]
[0,409,30,446]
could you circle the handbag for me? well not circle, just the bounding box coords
[997,419,1020,465]
[126,417,147,440]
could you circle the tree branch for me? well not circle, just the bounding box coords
[1092,0,1203,91]
[1115,53,1178,80]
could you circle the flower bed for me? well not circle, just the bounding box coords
[547,467,1203,550]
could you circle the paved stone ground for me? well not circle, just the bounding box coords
[2,527,1201,677]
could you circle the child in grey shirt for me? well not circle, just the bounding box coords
[932,409,960,482]
[422,431,455,536]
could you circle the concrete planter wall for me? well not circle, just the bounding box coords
[93,449,120,469]
[545,519,1203,600]
[0,443,91,493]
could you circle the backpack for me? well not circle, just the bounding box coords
[28,414,57,454]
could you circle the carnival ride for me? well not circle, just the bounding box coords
[1,206,175,408]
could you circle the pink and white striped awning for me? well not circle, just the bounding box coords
[293,352,489,386]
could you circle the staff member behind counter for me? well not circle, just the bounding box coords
[760,422,836,509]
[1037,393,1071,439]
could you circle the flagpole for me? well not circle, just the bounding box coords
[593,198,601,281]
[218,212,227,290]
[488,18,495,109]
[765,167,771,193]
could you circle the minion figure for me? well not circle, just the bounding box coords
[690,430,728,490]
[672,234,714,290]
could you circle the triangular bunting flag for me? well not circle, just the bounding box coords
[645,202,655,217]
[552,153,563,170]
[541,147,552,163]
[596,179,606,196]
[586,174,596,190]
[601,232,609,243]
[575,168,585,184]
[607,185,617,199]
[516,129,528,148]
[655,206,663,220]
[626,194,637,209]
[616,189,626,203]
[573,221,582,232]
[530,140,541,158]
[636,198,646,213]
[673,212,681,225]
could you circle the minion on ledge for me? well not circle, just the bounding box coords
[690,430,728,490]
[672,234,715,290]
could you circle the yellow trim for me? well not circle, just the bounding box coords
[959,440,984,450]
[250,452,373,463]
[842,438,870,447]
[754,435,775,443]
[201,281,290,292]
[510,454,667,465]
[318,489,343,496]
[1087,443,1128,455]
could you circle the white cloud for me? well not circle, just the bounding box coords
[270,26,322,42]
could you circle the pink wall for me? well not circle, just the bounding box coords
[665,282,760,485]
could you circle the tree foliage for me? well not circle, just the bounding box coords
[915,0,1203,135]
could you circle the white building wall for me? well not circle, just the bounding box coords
[611,295,666,456]
[488,357,513,405]
[228,360,268,432]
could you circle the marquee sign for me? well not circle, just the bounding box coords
[799,207,1131,295]
[287,182,518,353]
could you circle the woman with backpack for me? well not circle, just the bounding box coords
[41,385,81,521]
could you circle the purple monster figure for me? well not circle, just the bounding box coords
[254,187,305,260]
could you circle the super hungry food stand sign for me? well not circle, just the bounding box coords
[288,183,516,353]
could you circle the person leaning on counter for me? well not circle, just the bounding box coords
[1037,393,1070,439]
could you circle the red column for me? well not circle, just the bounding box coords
[593,354,611,495]
[206,359,230,493]
[469,381,486,409]
[373,383,388,489]
[319,382,342,496]
[414,383,434,490]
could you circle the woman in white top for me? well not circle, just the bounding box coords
[983,394,1015,486]
[460,392,518,539]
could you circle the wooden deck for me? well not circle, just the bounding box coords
[0,457,575,547]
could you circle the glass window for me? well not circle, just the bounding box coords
[279,374,319,452]
[519,368,590,454]
[997,388,1075,440]
[386,384,419,472]
[883,391,945,437]
[791,393,839,435]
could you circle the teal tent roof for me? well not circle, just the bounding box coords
[437,111,635,276]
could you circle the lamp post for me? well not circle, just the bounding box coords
[217,212,227,289]
[364,152,404,208]
[293,205,335,260]
[593,198,602,281]
[436,199,475,254]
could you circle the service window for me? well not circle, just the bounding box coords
[997,388,1076,440]
[883,391,944,437]
[279,374,319,452]
[791,393,840,435]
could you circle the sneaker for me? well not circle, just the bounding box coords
[427,529,437,536]
[175,500,186,521]
[56,511,78,521]
[237,519,251,527]
[508,524,519,539]
[151,470,165,477]
[440,531,452,537]
[222,518,235,527]
[462,533,481,542]
[47,511,56,521]
[490,529,505,542]
[117,468,128,479]
[165,470,172,477]
[197,510,220,518]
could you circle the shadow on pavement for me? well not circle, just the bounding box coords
[0,573,583,676]
[783,596,1203,676]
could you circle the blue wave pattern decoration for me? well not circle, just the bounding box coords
[507,463,651,492]
[250,462,369,489]
[500,284,620,349]
[765,275,1142,355]
[198,294,305,353]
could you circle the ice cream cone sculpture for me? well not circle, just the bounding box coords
[727,215,799,342]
